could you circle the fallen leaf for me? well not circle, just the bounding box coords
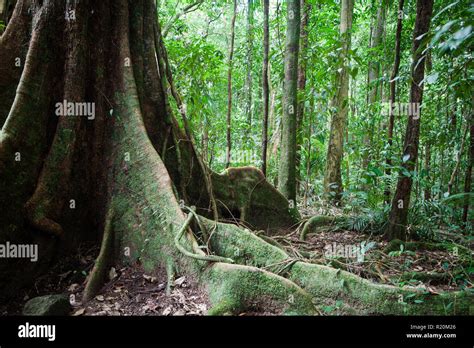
[72,308,85,316]
[162,306,172,316]
[427,286,441,295]
[68,283,80,292]
[174,276,186,286]
[143,274,157,283]
[108,267,118,280]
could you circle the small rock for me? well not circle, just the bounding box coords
[23,294,71,316]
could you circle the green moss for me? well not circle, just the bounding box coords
[204,263,316,315]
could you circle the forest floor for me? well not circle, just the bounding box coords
[1,212,471,316]
[282,228,467,290]
[0,243,210,316]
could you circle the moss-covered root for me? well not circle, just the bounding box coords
[83,208,114,302]
[288,262,473,315]
[300,215,346,240]
[204,263,317,315]
[202,218,473,315]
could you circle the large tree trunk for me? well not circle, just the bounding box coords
[385,0,434,241]
[278,0,300,204]
[323,0,354,203]
[0,0,469,315]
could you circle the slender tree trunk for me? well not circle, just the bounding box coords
[463,113,474,225]
[423,142,431,200]
[447,119,469,195]
[384,0,405,204]
[385,0,434,241]
[225,0,237,168]
[362,0,386,173]
[323,0,354,203]
[245,0,254,131]
[278,0,301,203]
[202,116,209,165]
[261,0,270,175]
[303,89,315,207]
[295,0,310,194]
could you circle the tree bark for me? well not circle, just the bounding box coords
[278,0,301,203]
[385,0,434,241]
[323,0,354,203]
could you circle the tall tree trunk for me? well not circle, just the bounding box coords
[295,0,310,195]
[245,0,254,131]
[384,0,405,204]
[261,0,270,176]
[225,0,237,168]
[447,119,469,195]
[323,0,354,203]
[202,116,209,165]
[303,89,315,207]
[463,113,474,225]
[385,0,434,241]
[278,0,301,203]
[362,0,386,174]
[423,142,431,200]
